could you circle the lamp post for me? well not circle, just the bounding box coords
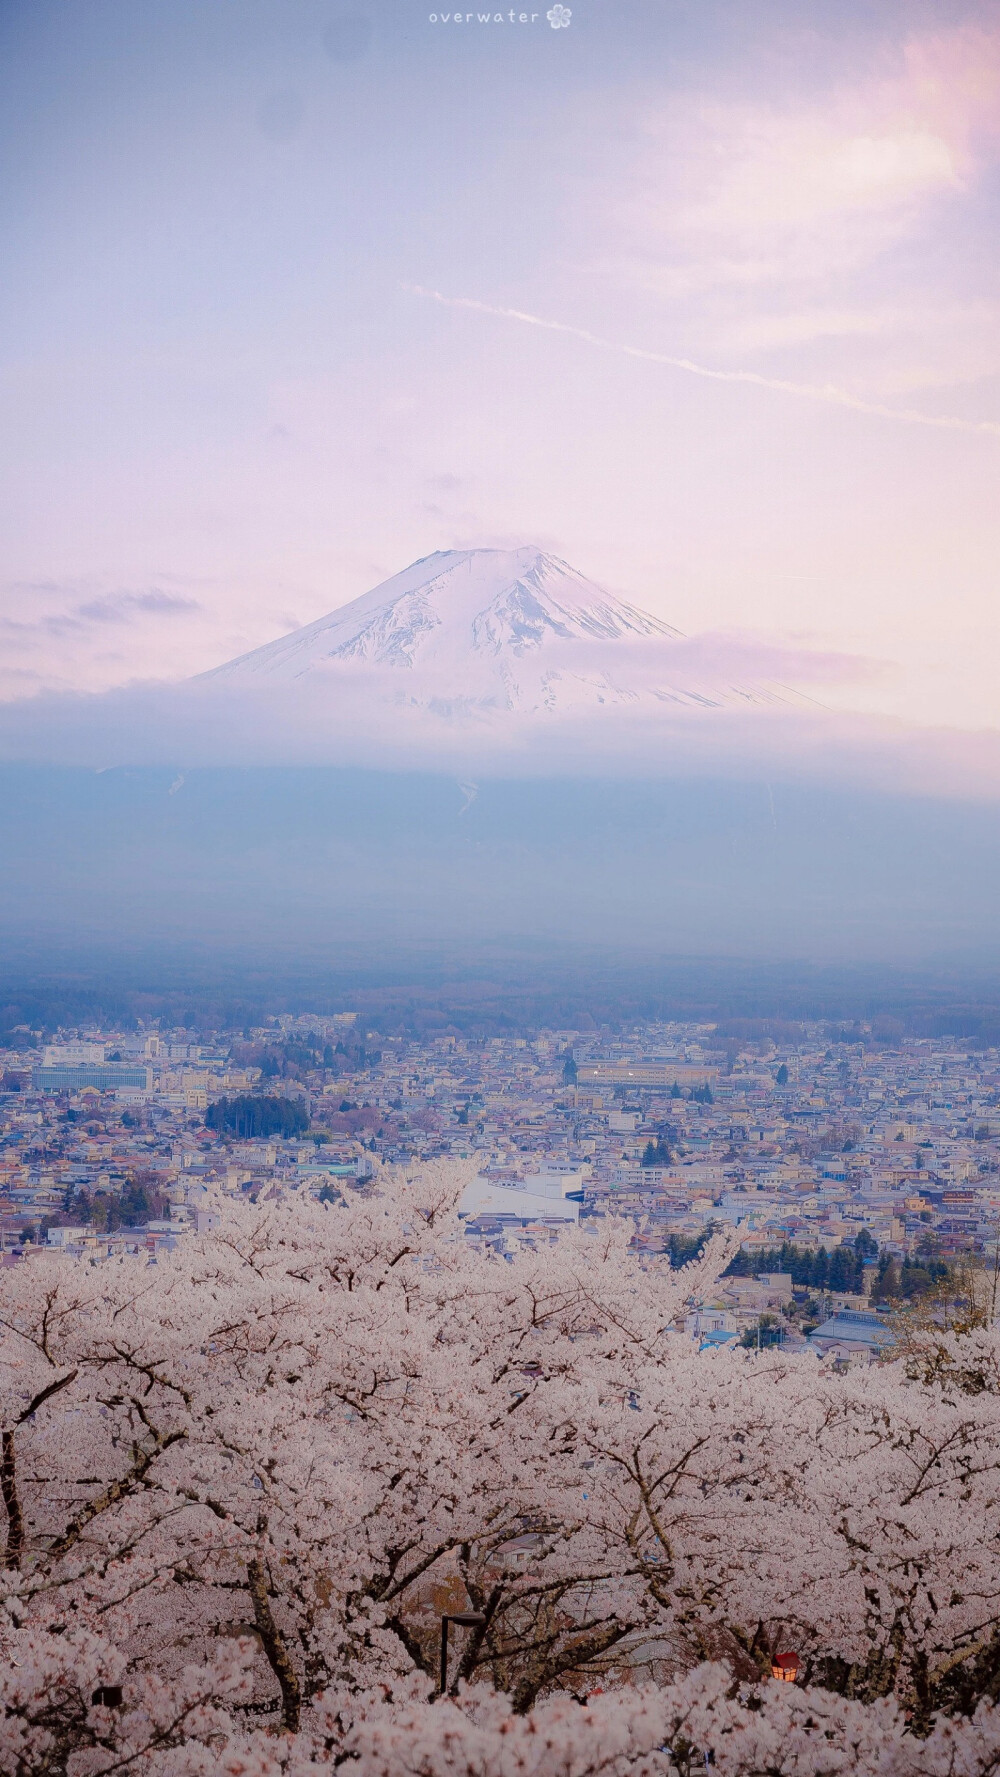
[988,1216,1000,1323]
[439,1611,487,1696]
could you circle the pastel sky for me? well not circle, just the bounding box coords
[2,0,999,731]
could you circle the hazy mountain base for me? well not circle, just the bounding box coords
[1,765,1000,980]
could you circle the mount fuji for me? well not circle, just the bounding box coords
[202,547,789,718]
[6,550,996,964]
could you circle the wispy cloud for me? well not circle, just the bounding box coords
[406,285,1000,437]
[559,20,1000,407]
[603,24,1000,298]
[649,632,886,688]
[74,590,202,624]
[1,588,202,639]
[708,301,1000,359]
[0,587,210,699]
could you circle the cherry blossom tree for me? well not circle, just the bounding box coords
[1,1159,1000,1772]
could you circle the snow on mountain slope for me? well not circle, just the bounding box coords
[202,547,789,715]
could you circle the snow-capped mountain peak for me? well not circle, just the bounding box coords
[202,546,783,716]
[205,548,677,680]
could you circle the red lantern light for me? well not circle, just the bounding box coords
[771,1651,799,1682]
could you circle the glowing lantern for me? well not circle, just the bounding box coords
[771,1651,799,1682]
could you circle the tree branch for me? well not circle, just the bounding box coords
[3,1368,79,1570]
[1,1431,24,1570]
[46,1426,187,1559]
[247,1555,301,1733]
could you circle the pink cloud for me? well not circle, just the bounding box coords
[641,631,885,688]
[898,25,1000,155]
[607,22,1000,299]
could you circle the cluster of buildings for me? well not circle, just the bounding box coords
[2,1015,998,1358]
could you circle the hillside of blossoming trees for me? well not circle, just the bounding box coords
[3,1159,1000,1774]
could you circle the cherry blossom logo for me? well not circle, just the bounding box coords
[547,3,571,25]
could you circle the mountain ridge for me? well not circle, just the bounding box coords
[201,546,785,715]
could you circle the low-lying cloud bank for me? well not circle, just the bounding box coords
[0,671,998,803]
[4,761,1000,965]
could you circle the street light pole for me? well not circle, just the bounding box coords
[439,1611,487,1697]
[989,1217,1000,1323]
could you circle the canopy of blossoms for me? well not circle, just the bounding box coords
[2,1160,1000,1773]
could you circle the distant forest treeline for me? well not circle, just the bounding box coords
[6,958,1000,1043]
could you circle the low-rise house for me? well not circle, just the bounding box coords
[808,1309,895,1359]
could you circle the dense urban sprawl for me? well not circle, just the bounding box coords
[3,1012,997,1359]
